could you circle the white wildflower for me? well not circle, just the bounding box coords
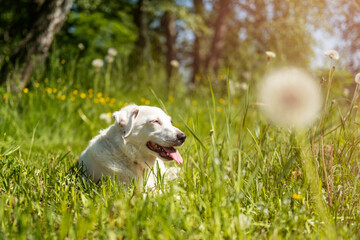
[235,213,250,230]
[92,59,104,68]
[343,88,350,97]
[240,82,248,90]
[105,55,114,63]
[107,48,118,57]
[324,50,339,60]
[78,43,85,50]
[265,51,276,59]
[100,113,112,123]
[170,59,180,68]
[355,73,360,84]
[259,67,322,128]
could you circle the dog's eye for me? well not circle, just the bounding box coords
[151,119,162,125]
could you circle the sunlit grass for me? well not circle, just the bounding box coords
[0,60,360,239]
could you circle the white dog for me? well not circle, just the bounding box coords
[78,104,186,188]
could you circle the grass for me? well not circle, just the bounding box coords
[0,60,360,239]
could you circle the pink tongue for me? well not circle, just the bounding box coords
[164,147,183,164]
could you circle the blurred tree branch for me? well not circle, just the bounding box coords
[0,0,73,91]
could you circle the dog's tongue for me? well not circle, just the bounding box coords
[163,147,183,164]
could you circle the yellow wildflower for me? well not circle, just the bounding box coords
[100,98,106,104]
[168,96,174,102]
[71,97,75,102]
[61,59,66,64]
[110,98,115,103]
[218,98,226,105]
[107,112,112,118]
[97,93,102,98]
[140,97,146,103]
[145,100,150,105]
[23,88,29,93]
[53,88,58,94]
[216,106,222,112]
[60,95,66,101]
[88,93,93,98]
[80,93,87,99]
[94,98,99,104]
[34,82,40,88]
[73,90,78,95]
[46,88,52,94]
[192,100,197,106]
[3,93,7,100]
[233,98,239,105]
[292,193,303,200]
[88,88,94,94]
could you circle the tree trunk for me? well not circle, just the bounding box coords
[134,0,150,64]
[188,0,204,91]
[162,11,177,93]
[0,0,74,91]
[204,0,232,74]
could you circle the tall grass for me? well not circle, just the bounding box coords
[0,54,360,239]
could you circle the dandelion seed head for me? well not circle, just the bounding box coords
[265,51,276,59]
[91,59,104,68]
[355,73,360,84]
[78,43,85,50]
[259,67,321,128]
[324,50,339,60]
[107,48,118,57]
[237,213,250,229]
[170,59,180,68]
[105,55,114,63]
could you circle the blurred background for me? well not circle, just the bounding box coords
[0,0,359,96]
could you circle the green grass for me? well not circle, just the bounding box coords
[0,65,360,239]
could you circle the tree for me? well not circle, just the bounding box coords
[162,10,177,92]
[189,0,204,90]
[0,0,74,91]
[334,0,360,73]
[204,0,233,74]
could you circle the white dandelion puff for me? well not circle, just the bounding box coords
[233,213,250,230]
[240,82,248,90]
[259,67,322,128]
[78,43,85,50]
[170,59,180,68]
[107,47,118,57]
[324,50,339,60]
[92,59,104,68]
[105,55,114,63]
[355,73,360,84]
[265,51,276,59]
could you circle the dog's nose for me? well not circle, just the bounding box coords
[177,132,186,142]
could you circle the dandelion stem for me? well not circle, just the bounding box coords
[319,59,334,206]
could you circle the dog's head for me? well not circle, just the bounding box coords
[112,104,186,164]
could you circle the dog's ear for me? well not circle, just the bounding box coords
[112,104,139,138]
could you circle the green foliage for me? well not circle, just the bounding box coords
[0,52,360,238]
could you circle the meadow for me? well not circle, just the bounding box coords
[0,54,360,239]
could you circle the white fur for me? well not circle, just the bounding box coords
[78,104,185,189]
